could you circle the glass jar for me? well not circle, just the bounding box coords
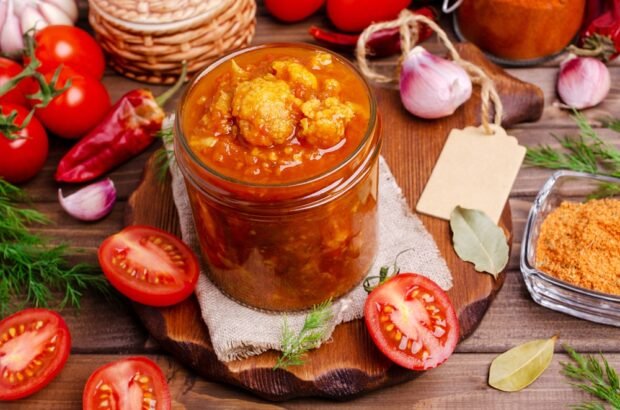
[453,0,586,63]
[175,43,381,311]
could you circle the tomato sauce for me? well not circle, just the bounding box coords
[176,44,380,311]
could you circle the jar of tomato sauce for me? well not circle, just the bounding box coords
[175,44,381,311]
[452,0,585,62]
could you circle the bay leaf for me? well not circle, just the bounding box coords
[449,206,509,278]
[489,336,558,392]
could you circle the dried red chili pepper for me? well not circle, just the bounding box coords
[309,6,436,57]
[570,0,620,62]
[55,67,186,183]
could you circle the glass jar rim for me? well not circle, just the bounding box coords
[174,42,378,190]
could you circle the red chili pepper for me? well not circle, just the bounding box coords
[55,67,186,183]
[572,0,620,61]
[309,6,436,58]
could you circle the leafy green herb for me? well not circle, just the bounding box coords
[525,111,620,178]
[449,206,509,278]
[586,182,620,201]
[0,179,109,316]
[274,299,333,370]
[562,344,620,410]
[154,126,174,181]
[489,336,557,392]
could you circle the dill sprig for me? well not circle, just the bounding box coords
[0,179,110,317]
[561,344,620,410]
[525,111,620,178]
[274,299,333,370]
[154,126,174,181]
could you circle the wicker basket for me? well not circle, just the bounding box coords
[88,0,257,84]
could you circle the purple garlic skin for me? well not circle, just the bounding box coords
[557,54,610,109]
[58,178,116,222]
[400,46,473,119]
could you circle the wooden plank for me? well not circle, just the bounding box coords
[4,353,618,409]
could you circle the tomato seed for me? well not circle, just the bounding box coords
[411,340,423,354]
[99,384,111,392]
[433,326,446,338]
[385,323,394,332]
[394,330,402,341]
[379,315,389,322]
[383,305,393,313]
[8,327,16,337]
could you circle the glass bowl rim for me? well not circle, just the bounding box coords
[521,170,620,303]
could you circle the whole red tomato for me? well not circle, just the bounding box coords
[327,0,411,32]
[33,66,111,139]
[0,58,35,106]
[0,104,48,183]
[34,26,106,79]
[265,0,325,22]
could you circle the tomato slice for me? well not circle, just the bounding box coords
[98,225,200,306]
[364,273,459,370]
[0,309,71,401]
[82,357,171,410]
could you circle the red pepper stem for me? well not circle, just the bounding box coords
[155,62,188,107]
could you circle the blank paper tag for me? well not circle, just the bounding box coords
[416,124,525,224]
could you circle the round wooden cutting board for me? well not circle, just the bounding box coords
[125,43,544,401]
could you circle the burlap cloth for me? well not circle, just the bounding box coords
[166,118,452,362]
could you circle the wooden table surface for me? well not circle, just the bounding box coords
[7,2,620,409]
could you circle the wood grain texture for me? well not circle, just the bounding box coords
[4,353,619,410]
[7,2,620,408]
[122,43,545,400]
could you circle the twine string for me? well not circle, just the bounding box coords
[356,9,503,135]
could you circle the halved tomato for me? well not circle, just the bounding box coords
[98,225,199,306]
[82,357,171,410]
[364,273,459,370]
[0,309,71,401]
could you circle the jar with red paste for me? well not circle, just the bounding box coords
[175,43,381,311]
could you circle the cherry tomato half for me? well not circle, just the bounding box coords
[98,225,200,307]
[0,58,35,106]
[33,66,111,139]
[0,308,71,401]
[327,0,411,32]
[265,0,325,23]
[34,26,106,80]
[0,104,49,183]
[364,273,459,370]
[82,357,171,410]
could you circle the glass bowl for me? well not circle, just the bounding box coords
[521,170,620,327]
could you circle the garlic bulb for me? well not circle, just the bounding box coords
[400,46,473,119]
[0,0,78,56]
[58,178,116,221]
[557,54,610,110]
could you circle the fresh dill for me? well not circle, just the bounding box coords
[561,344,620,410]
[154,126,175,181]
[274,299,333,370]
[0,179,110,316]
[525,111,620,178]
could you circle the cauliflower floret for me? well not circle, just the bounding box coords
[310,52,333,69]
[299,97,355,148]
[273,60,318,90]
[232,77,301,146]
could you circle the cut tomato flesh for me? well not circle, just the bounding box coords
[99,226,200,307]
[0,309,71,401]
[83,357,171,410]
[364,274,459,370]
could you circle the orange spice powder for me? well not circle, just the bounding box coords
[535,198,620,296]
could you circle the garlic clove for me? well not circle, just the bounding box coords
[399,46,472,119]
[45,0,78,22]
[39,2,74,26]
[0,0,23,56]
[557,54,610,110]
[58,178,117,221]
[20,5,48,32]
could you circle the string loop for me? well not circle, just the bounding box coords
[356,10,503,135]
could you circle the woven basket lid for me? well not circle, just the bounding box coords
[88,0,230,26]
